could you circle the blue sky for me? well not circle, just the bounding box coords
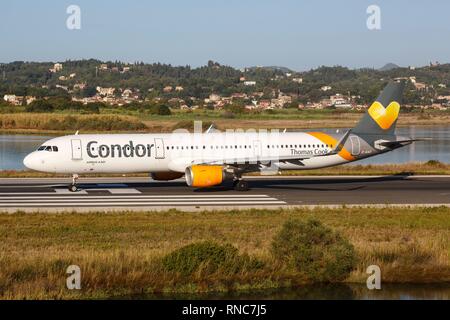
[1,0,449,70]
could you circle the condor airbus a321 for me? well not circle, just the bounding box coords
[23,80,422,192]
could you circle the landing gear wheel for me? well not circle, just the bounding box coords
[234,180,249,191]
[69,174,79,192]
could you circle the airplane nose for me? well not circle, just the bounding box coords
[23,153,39,170]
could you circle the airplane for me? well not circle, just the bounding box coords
[23,80,423,192]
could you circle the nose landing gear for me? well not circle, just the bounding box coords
[69,174,79,192]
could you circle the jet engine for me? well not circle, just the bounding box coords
[151,171,184,181]
[185,165,233,187]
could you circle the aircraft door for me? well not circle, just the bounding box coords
[154,138,165,159]
[350,136,361,156]
[71,139,83,160]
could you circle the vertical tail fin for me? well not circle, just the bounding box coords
[353,80,406,135]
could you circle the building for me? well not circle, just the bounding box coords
[244,81,256,86]
[320,98,333,108]
[3,95,35,105]
[231,93,247,99]
[163,86,173,93]
[49,63,63,73]
[414,82,427,90]
[321,85,332,92]
[175,86,184,92]
[331,94,351,108]
[56,85,69,91]
[96,86,116,97]
[26,96,36,105]
[258,100,271,109]
[292,78,303,83]
[208,94,221,102]
[3,94,18,104]
[121,89,133,98]
[73,83,87,90]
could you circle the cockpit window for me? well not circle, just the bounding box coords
[37,145,58,152]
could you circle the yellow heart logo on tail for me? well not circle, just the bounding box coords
[368,101,400,130]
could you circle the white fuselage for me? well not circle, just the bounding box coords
[23,132,357,174]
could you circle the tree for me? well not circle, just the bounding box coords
[82,86,97,98]
[26,100,54,112]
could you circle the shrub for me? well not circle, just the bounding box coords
[271,219,357,282]
[161,241,263,276]
[426,160,444,167]
[145,104,171,115]
[26,100,54,113]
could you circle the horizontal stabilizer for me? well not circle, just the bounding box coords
[379,138,431,149]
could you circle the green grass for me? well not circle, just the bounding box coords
[0,207,448,299]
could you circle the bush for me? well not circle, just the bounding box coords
[26,100,54,112]
[271,219,357,282]
[426,160,444,167]
[145,104,171,115]
[161,241,263,276]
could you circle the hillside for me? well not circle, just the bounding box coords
[0,60,449,105]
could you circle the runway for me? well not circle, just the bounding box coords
[0,175,449,211]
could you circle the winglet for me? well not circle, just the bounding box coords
[205,124,217,133]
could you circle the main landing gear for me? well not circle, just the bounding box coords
[233,179,249,191]
[69,174,79,192]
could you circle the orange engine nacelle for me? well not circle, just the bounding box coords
[151,171,185,181]
[185,165,226,187]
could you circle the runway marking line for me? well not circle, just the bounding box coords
[0,201,287,207]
